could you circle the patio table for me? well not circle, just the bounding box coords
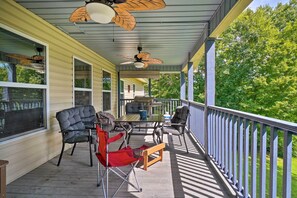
[114,114,164,146]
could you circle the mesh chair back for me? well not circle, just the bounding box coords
[171,106,189,124]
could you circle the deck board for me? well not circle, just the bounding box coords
[7,130,232,197]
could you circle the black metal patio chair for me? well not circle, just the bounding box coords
[160,106,190,153]
[56,105,97,166]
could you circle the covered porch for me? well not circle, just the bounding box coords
[1,0,296,198]
[7,130,232,197]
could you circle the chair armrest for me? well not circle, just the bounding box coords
[107,132,125,144]
[162,122,184,128]
[60,128,89,134]
[169,122,184,126]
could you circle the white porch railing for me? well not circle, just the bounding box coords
[181,99,296,198]
[119,98,180,117]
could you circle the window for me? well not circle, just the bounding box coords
[73,58,92,106]
[102,71,111,111]
[0,26,48,140]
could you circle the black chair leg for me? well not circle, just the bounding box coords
[178,135,182,146]
[89,141,93,167]
[57,143,65,166]
[93,143,97,152]
[127,133,132,144]
[71,143,76,156]
[182,134,189,153]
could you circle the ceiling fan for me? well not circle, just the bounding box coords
[6,47,45,70]
[69,0,166,31]
[120,46,163,68]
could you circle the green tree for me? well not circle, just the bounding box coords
[216,1,297,156]
[152,1,297,156]
[151,74,180,98]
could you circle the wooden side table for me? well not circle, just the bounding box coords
[0,160,8,198]
[143,143,165,171]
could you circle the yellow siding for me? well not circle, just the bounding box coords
[121,78,145,99]
[0,0,118,183]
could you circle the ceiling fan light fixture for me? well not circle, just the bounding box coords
[134,61,145,68]
[86,2,115,24]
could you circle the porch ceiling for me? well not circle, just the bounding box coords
[15,0,249,71]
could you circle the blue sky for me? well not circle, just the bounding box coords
[248,0,290,10]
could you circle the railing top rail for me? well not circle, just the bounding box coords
[188,100,205,108]
[154,98,180,101]
[181,99,205,108]
[180,99,187,103]
[209,105,297,134]
[119,99,134,101]
[120,98,180,101]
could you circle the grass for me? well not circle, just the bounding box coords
[251,156,297,197]
[275,157,297,198]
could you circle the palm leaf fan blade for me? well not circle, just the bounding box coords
[6,54,29,60]
[120,61,134,65]
[147,58,163,64]
[143,62,149,68]
[137,52,151,60]
[113,8,136,31]
[118,0,166,11]
[69,7,91,22]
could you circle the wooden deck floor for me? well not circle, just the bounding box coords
[7,130,232,198]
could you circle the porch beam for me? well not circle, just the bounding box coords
[117,65,181,72]
[182,0,252,70]
[204,39,216,156]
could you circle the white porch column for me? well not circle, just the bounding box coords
[187,62,194,101]
[204,38,216,156]
[117,71,121,118]
[180,72,186,100]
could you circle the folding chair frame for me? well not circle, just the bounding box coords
[97,160,142,198]
[96,128,142,198]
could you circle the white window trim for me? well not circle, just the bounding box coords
[102,70,112,111]
[0,23,50,140]
[72,56,93,106]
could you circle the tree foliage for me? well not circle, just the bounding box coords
[152,1,297,156]
[151,74,180,98]
[216,1,297,122]
[215,1,297,156]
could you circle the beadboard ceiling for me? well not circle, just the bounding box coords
[15,0,242,70]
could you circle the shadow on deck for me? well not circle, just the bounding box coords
[7,130,233,197]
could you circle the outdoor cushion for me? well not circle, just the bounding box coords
[78,105,97,128]
[56,107,89,143]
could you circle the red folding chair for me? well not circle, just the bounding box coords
[96,125,147,198]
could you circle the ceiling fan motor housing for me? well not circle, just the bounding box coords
[86,0,110,6]
[137,46,142,53]
[86,0,126,5]
[134,54,142,62]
